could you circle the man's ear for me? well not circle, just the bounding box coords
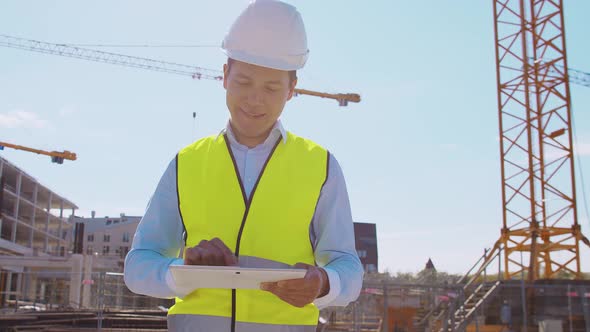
[223,63,229,90]
[286,78,298,101]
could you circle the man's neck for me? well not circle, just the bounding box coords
[230,124,273,148]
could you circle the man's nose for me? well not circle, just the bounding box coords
[247,89,264,106]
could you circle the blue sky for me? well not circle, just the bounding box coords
[1,1,589,274]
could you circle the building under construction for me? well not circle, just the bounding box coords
[0,156,79,308]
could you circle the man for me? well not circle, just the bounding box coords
[124,1,363,331]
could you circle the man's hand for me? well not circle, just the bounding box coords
[184,238,238,266]
[260,263,330,307]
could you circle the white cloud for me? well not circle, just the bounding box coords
[0,110,51,129]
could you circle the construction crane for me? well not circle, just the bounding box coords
[430,3,590,330]
[464,0,590,284]
[528,57,590,88]
[0,34,361,106]
[0,141,77,164]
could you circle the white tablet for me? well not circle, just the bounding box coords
[169,265,307,290]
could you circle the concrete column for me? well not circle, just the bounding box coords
[44,192,52,252]
[30,274,38,303]
[82,254,93,308]
[11,173,22,242]
[39,281,46,303]
[15,272,22,305]
[116,275,122,308]
[5,272,12,303]
[29,184,38,247]
[25,269,38,301]
[69,254,83,308]
[58,200,63,254]
[23,268,30,300]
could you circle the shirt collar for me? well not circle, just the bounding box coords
[215,119,288,147]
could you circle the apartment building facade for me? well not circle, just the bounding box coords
[74,214,141,271]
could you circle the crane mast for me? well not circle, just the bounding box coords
[492,0,588,280]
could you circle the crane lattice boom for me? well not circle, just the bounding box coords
[0,34,361,106]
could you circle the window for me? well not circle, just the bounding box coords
[103,246,110,255]
[367,264,377,273]
[87,234,94,242]
[104,234,110,242]
[357,249,367,258]
[106,220,112,225]
[87,246,94,255]
[122,232,130,243]
[120,246,129,258]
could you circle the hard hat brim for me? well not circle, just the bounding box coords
[222,47,308,71]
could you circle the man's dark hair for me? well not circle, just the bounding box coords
[227,58,297,85]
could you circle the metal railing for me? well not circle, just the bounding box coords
[1,269,589,332]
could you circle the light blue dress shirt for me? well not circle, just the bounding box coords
[124,120,363,308]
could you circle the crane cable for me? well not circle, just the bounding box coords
[55,43,219,48]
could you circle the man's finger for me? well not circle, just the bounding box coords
[210,238,238,265]
[195,246,212,265]
[184,247,202,265]
[276,278,307,290]
[200,241,225,266]
[269,290,312,308]
[261,282,315,307]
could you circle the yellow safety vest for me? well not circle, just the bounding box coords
[168,132,328,331]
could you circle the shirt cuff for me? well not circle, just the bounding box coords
[165,258,193,298]
[313,267,341,309]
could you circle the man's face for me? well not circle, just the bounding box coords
[223,60,296,144]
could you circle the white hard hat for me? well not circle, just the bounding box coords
[222,0,309,71]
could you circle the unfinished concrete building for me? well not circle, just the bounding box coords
[0,156,77,256]
[0,156,78,308]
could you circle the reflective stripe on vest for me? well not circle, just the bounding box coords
[169,132,328,329]
[168,314,317,332]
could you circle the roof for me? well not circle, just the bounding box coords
[76,215,142,233]
[425,258,436,270]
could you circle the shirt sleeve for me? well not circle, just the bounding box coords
[312,153,364,309]
[124,156,186,299]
